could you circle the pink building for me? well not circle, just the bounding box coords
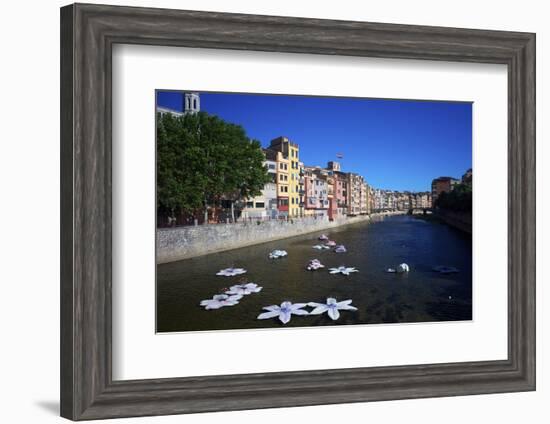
[304,167,329,217]
[325,162,347,218]
[333,171,348,217]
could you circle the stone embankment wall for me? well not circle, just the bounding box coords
[157,212,401,263]
[435,210,472,234]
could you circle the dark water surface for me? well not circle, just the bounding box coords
[157,215,472,332]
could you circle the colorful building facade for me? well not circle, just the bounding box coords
[304,166,329,217]
[241,159,278,219]
[347,173,364,216]
[265,136,301,217]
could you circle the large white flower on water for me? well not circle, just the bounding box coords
[225,282,263,296]
[308,298,358,320]
[257,301,309,324]
[269,249,288,259]
[329,266,359,275]
[397,263,410,273]
[216,267,247,277]
[200,294,243,310]
[312,244,330,250]
[306,259,325,271]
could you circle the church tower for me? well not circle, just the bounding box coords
[183,92,200,114]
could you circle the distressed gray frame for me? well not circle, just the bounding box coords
[60,3,536,421]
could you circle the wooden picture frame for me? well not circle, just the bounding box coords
[60,3,535,420]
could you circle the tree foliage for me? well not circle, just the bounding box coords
[156,111,270,220]
[435,183,472,212]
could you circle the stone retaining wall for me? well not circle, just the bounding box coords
[157,214,379,263]
[435,210,472,234]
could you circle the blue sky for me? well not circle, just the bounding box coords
[157,91,471,192]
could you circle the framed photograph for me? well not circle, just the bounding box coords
[155,91,474,334]
[60,3,535,420]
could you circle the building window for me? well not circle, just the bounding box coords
[246,201,254,208]
[255,202,265,208]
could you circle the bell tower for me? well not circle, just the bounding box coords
[183,92,200,114]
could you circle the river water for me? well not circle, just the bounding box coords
[157,215,472,333]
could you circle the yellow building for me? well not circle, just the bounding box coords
[265,136,301,217]
[276,152,290,211]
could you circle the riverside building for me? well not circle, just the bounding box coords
[265,136,301,217]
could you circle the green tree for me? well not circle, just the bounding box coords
[435,183,472,212]
[156,111,270,224]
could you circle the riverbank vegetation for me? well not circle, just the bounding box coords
[435,183,472,213]
[157,112,271,225]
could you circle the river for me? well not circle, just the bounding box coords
[157,214,472,332]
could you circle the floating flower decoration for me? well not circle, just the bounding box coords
[312,244,330,250]
[397,263,410,273]
[200,294,243,310]
[308,297,358,320]
[216,267,247,277]
[257,301,309,324]
[318,234,329,241]
[269,249,288,259]
[306,259,325,271]
[334,245,347,253]
[329,266,358,275]
[225,282,263,296]
[325,240,336,247]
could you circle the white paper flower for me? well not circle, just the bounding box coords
[225,282,263,296]
[269,249,288,259]
[318,234,329,241]
[216,267,247,277]
[308,298,358,320]
[257,301,309,324]
[200,294,243,310]
[397,263,410,273]
[329,266,358,275]
[306,259,325,271]
[334,245,347,253]
[312,244,330,250]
